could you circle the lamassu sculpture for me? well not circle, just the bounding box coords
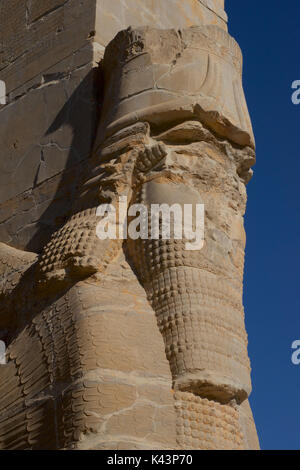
[0,25,259,450]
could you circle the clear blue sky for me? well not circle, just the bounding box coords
[226,1,300,451]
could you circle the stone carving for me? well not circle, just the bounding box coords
[0,24,259,450]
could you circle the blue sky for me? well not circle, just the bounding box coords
[226,1,300,450]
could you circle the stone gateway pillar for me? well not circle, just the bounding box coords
[0,1,259,450]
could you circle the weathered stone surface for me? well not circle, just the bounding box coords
[0,54,99,252]
[95,0,227,48]
[0,0,97,93]
[0,0,98,252]
[0,2,259,451]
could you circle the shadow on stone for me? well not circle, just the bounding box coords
[26,65,103,253]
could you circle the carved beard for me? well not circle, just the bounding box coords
[125,119,254,405]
